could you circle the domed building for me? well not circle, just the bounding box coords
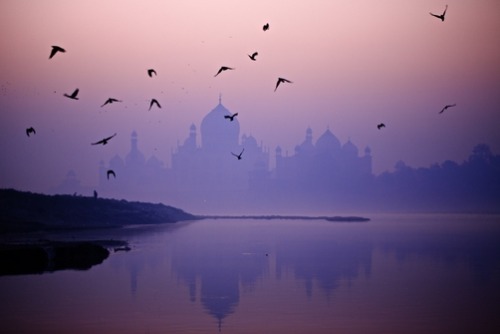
[200,95,240,154]
[95,99,374,212]
[316,128,341,155]
[342,139,359,158]
[171,97,270,212]
[98,131,168,201]
[274,127,372,194]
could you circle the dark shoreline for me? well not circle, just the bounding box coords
[0,188,197,234]
[0,239,124,276]
[0,189,369,276]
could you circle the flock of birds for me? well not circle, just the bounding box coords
[212,23,292,160]
[26,7,457,181]
[374,5,455,132]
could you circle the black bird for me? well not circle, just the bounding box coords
[149,98,161,110]
[91,133,117,145]
[26,127,36,137]
[231,148,244,160]
[263,23,269,31]
[439,103,456,114]
[430,5,448,21]
[64,88,79,100]
[377,123,386,130]
[214,66,234,77]
[107,170,116,179]
[248,52,258,61]
[224,113,238,121]
[275,77,292,92]
[49,45,65,59]
[147,69,157,77]
[101,98,122,107]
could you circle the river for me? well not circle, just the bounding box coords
[1,214,499,333]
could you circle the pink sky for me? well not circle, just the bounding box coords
[1,0,499,192]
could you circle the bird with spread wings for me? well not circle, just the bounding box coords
[430,5,448,22]
[91,133,117,146]
[231,149,245,160]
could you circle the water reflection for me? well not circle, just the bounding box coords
[375,216,500,283]
[163,217,500,332]
[276,239,372,298]
[168,220,374,329]
[171,221,270,330]
[1,216,500,333]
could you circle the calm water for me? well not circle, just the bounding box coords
[1,214,500,333]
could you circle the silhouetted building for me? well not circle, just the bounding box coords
[99,131,169,202]
[276,127,371,182]
[97,97,373,212]
[171,96,269,211]
[50,170,91,195]
[273,127,372,208]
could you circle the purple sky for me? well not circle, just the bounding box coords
[1,0,499,193]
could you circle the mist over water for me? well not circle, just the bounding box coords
[1,1,500,209]
[1,215,499,333]
[46,114,500,215]
[1,1,500,332]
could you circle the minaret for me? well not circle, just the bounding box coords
[190,123,197,139]
[131,131,138,152]
[126,130,146,167]
[187,123,197,150]
[305,127,312,143]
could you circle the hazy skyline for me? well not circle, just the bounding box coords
[1,0,499,193]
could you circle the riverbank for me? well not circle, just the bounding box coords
[0,188,197,234]
[0,239,123,276]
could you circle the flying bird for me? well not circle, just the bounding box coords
[248,52,258,61]
[91,133,117,146]
[263,23,269,31]
[439,103,456,114]
[101,98,122,107]
[214,66,234,77]
[64,88,79,100]
[224,113,238,121]
[231,148,244,160]
[26,127,36,137]
[147,69,157,77]
[149,98,161,110]
[49,45,65,59]
[106,170,116,179]
[275,77,292,92]
[377,123,386,130]
[430,5,448,21]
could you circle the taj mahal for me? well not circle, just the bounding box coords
[56,97,373,213]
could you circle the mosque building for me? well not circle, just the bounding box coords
[98,130,169,202]
[170,96,270,210]
[97,97,372,211]
[274,127,372,191]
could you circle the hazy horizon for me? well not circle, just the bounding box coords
[1,0,499,196]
